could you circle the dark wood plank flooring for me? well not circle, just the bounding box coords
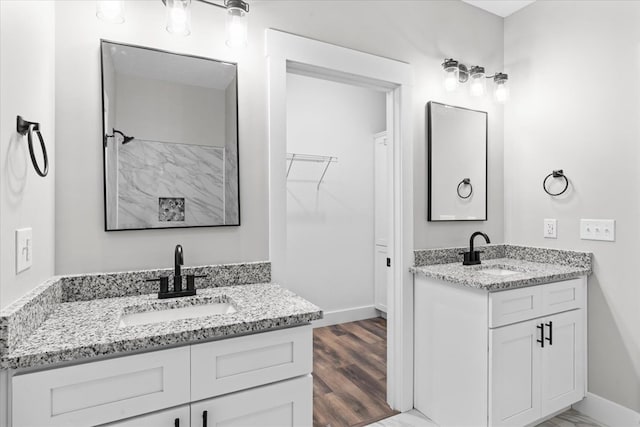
[313,317,399,427]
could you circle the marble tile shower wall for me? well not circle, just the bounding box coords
[117,140,225,228]
[0,261,270,358]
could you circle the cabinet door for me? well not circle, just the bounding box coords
[489,319,542,427]
[374,245,388,312]
[99,405,189,427]
[541,310,585,415]
[190,375,312,427]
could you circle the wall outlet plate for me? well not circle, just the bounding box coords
[544,218,557,239]
[16,228,33,273]
[580,219,615,242]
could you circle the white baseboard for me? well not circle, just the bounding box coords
[312,305,379,328]
[573,392,640,426]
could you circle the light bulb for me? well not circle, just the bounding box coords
[226,7,248,48]
[493,73,509,103]
[96,1,125,24]
[166,0,191,36]
[469,66,486,97]
[442,59,459,92]
[494,84,509,103]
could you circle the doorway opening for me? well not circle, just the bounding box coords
[267,29,414,412]
[284,72,392,425]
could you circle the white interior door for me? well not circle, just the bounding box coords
[489,319,542,427]
[541,310,585,415]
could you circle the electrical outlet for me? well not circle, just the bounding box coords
[544,219,557,239]
[16,228,33,273]
[580,219,615,242]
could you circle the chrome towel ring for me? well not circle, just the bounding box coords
[543,169,568,196]
[17,115,49,177]
[457,178,473,199]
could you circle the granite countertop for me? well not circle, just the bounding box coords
[2,283,322,370]
[411,257,591,291]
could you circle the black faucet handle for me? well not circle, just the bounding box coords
[146,276,169,293]
[186,274,207,291]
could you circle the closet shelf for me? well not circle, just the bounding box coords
[286,153,338,189]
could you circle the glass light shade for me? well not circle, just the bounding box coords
[166,0,191,36]
[494,81,509,103]
[443,66,459,92]
[469,73,486,97]
[226,8,248,48]
[96,1,125,24]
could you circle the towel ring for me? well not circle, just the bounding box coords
[17,115,48,177]
[543,169,568,196]
[457,178,473,199]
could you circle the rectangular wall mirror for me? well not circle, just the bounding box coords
[101,40,240,231]
[427,101,487,221]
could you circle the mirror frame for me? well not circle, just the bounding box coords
[427,101,488,222]
[100,39,241,231]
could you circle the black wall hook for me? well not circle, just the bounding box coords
[17,116,49,177]
[543,169,569,196]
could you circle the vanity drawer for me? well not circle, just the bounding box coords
[12,346,190,427]
[191,325,312,401]
[541,277,585,316]
[489,286,543,328]
[489,278,586,328]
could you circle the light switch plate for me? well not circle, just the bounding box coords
[544,219,557,239]
[580,219,615,242]
[16,228,33,273]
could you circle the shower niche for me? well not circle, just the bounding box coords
[101,40,240,231]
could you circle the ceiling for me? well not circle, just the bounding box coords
[461,0,536,17]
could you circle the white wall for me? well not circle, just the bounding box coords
[54,0,504,275]
[285,73,385,312]
[504,1,640,412]
[0,1,55,309]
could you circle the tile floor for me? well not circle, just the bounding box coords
[367,409,605,427]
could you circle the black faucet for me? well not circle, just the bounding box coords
[174,244,184,292]
[461,231,491,265]
[147,244,205,299]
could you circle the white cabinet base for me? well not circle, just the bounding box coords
[415,275,587,427]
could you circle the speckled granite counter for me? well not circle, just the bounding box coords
[0,261,323,370]
[2,283,321,369]
[411,245,591,291]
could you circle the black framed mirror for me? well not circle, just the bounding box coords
[101,40,240,231]
[427,101,487,221]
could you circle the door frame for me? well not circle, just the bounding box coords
[265,29,414,411]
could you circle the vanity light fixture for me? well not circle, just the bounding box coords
[442,58,509,102]
[96,0,250,48]
[165,0,192,36]
[96,1,125,24]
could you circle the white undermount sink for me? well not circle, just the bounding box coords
[479,268,520,277]
[119,302,237,328]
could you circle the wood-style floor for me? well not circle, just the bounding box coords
[313,317,399,427]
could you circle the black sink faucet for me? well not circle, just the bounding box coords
[461,231,491,265]
[147,244,205,299]
[174,244,184,292]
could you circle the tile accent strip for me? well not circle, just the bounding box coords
[505,245,592,271]
[61,261,271,302]
[414,244,506,266]
[414,244,592,271]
